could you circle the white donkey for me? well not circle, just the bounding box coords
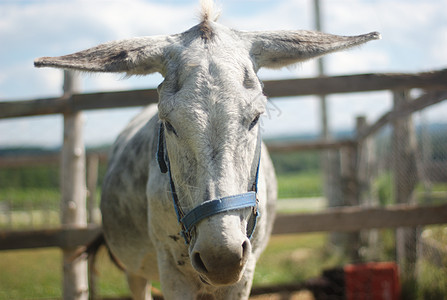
[35,2,379,299]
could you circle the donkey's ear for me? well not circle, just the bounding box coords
[35,35,174,76]
[244,30,380,70]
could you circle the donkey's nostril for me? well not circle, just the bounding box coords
[190,238,252,285]
[241,240,249,258]
[192,252,208,274]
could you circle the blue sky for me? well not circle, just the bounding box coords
[1,0,446,147]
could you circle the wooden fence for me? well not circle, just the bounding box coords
[1,69,447,299]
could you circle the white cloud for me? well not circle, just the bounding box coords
[430,27,447,65]
[1,0,192,147]
[327,49,390,75]
[262,96,321,138]
[325,0,447,72]
[0,63,62,100]
[327,91,392,132]
[0,115,63,148]
[83,107,141,147]
[221,0,311,31]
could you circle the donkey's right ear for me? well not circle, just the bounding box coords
[243,30,380,71]
[34,35,175,76]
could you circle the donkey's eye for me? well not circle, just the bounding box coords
[249,114,261,131]
[165,121,178,136]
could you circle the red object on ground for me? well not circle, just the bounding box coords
[344,262,400,300]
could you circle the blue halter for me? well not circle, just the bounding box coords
[157,122,261,244]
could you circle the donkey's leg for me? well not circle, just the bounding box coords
[127,273,151,300]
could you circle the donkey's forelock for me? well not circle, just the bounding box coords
[200,0,220,23]
[198,0,220,41]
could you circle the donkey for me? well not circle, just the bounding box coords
[35,2,379,299]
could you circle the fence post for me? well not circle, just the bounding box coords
[61,70,89,300]
[356,115,379,260]
[86,154,99,224]
[340,143,361,262]
[392,89,419,296]
[314,0,344,251]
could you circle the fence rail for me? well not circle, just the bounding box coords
[0,152,107,168]
[1,69,446,119]
[0,225,101,251]
[1,203,446,251]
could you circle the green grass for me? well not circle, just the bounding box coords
[0,247,130,299]
[277,171,323,199]
[418,259,447,299]
[0,249,62,299]
[0,187,60,210]
[2,232,446,299]
[1,170,446,299]
[0,170,323,228]
[0,234,332,299]
[374,172,447,206]
[0,170,324,206]
[253,233,332,285]
[94,248,131,297]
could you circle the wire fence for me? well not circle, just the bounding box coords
[337,101,447,298]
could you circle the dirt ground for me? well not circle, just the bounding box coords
[250,290,315,300]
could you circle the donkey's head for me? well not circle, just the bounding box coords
[35,3,379,287]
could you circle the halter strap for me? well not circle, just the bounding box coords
[157,123,190,241]
[156,122,261,244]
[181,192,257,236]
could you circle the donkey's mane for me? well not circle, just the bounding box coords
[199,0,220,41]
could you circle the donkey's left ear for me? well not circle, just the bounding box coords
[35,35,175,76]
[243,30,380,71]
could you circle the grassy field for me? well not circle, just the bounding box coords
[0,170,326,299]
[1,229,446,299]
[1,170,446,299]
[276,171,322,199]
[0,248,63,299]
[0,233,335,299]
[0,173,324,231]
